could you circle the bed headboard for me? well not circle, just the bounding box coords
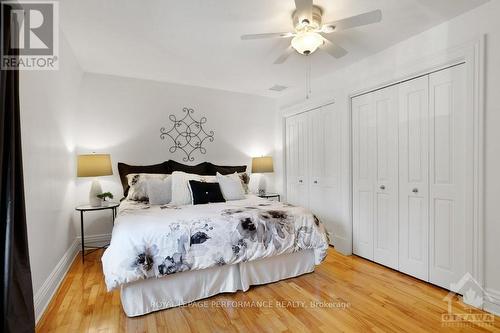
[117,160,247,197]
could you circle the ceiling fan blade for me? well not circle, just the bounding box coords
[274,46,295,64]
[294,0,313,24]
[321,37,348,59]
[241,32,294,40]
[321,9,382,33]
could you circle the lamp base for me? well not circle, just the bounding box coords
[257,175,267,196]
[89,179,103,207]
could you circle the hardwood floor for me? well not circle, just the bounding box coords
[36,247,500,332]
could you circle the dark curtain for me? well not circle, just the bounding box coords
[0,3,36,333]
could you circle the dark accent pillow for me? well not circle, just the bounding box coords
[117,161,170,197]
[166,160,212,175]
[207,163,247,175]
[188,180,226,205]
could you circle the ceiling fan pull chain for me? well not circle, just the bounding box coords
[305,63,308,99]
[306,59,312,100]
[308,61,312,97]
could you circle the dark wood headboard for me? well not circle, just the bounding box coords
[117,160,247,197]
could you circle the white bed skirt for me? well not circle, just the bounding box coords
[120,249,316,317]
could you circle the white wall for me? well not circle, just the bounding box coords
[74,73,277,236]
[20,34,83,319]
[278,0,500,313]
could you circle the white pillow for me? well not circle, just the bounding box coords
[126,173,169,201]
[146,176,172,205]
[216,172,245,201]
[170,171,216,205]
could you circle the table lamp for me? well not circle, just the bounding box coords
[251,156,274,195]
[77,153,113,207]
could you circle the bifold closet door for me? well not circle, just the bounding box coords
[308,104,341,235]
[428,65,466,291]
[352,93,375,260]
[352,64,468,290]
[372,87,399,269]
[285,115,299,206]
[285,113,309,207]
[352,86,398,268]
[398,75,430,281]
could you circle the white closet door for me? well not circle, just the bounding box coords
[285,116,299,206]
[308,104,341,236]
[285,113,309,207]
[353,87,398,265]
[352,93,375,260]
[398,75,430,281]
[372,87,399,269]
[296,113,310,208]
[428,65,466,291]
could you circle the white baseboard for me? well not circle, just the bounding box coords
[75,232,112,245]
[484,288,500,316]
[331,234,352,255]
[34,233,112,323]
[34,239,79,323]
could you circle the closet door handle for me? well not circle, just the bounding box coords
[412,188,419,193]
[314,180,318,184]
[380,185,385,190]
[298,179,303,183]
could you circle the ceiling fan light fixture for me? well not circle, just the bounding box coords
[323,25,336,33]
[291,32,323,55]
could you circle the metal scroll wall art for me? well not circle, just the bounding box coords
[160,107,215,162]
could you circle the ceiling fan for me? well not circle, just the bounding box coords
[241,0,382,64]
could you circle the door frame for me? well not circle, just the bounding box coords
[347,36,485,294]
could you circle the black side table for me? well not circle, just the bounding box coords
[75,202,119,262]
[258,193,281,202]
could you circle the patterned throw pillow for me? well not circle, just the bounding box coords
[126,173,170,201]
[238,172,250,194]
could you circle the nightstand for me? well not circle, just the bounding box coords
[258,193,281,202]
[75,202,119,262]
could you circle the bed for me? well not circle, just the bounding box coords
[102,161,329,316]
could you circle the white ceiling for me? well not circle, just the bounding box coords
[60,0,488,97]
